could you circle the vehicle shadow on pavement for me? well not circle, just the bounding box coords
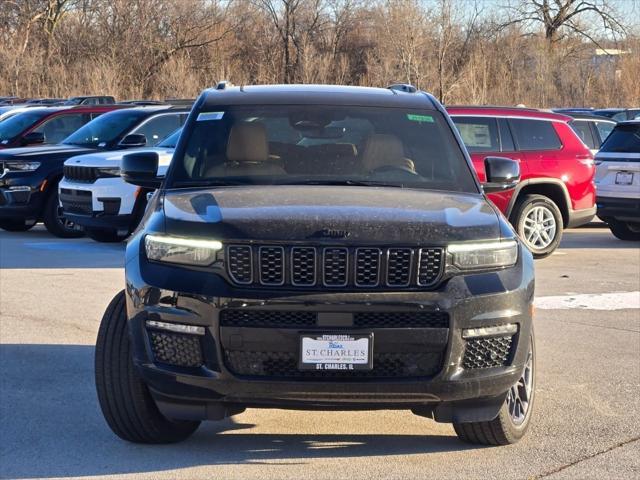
[0,228,124,269]
[0,344,477,479]
[558,229,638,249]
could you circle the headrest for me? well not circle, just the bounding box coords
[361,134,405,171]
[226,123,269,163]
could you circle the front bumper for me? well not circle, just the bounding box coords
[0,169,50,221]
[597,196,640,223]
[0,187,46,221]
[123,239,535,423]
[59,178,141,231]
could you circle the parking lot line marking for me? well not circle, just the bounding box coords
[535,291,640,310]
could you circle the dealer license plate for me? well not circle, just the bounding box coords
[616,171,634,185]
[299,333,373,371]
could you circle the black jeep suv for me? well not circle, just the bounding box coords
[95,85,535,446]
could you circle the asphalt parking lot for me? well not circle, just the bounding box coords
[1,225,638,480]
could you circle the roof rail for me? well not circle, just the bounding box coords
[216,80,233,90]
[387,84,417,93]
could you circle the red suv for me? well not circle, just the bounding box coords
[447,107,595,257]
[0,105,124,149]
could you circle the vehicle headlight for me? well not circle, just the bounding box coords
[144,234,222,266]
[4,161,41,172]
[96,166,121,178]
[448,239,518,271]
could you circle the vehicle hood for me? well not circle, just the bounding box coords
[0,144,94,162]
[64,146,175,173]
[162,186,501,243]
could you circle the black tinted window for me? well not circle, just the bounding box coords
[0,110,49,142]
[570,121,596,149]
[509,119,561,150]
[168,105,477,193]
[498,118,515,152]
[594,121,615,144]
[599,124,640,154]
[132,113,187,146]
[452,116,499,152]
[32,113,90,144]
[63,110,147,147]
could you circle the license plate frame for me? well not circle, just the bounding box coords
[299,333,374,371]
[615,171,634,185]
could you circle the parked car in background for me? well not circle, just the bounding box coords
[26,98,65,105]
[592,108,640,122]
[0,105,121,149]
[553,107,595,115]
[594,120,640,240]
[64,95,116,106]
[448,106,596,257]
[60,127,181,242]
[0,106,189,236]
[565,113,616,154]
[0,105,39,123]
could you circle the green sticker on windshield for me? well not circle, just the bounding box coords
[407,114,434,123]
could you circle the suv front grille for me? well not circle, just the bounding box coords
[224,350,442,378]
[226,244,444,289]
[63,165,99,183]
[219,310,449,329]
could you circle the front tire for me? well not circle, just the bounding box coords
[607,219,640,241]
[95,291,200,443]
[42,189,84,238]
[453,332,535,446]
[0,220,35,232]
[512,194,563,258]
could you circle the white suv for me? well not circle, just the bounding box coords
[595,120,640,240]
[58,128,180,242]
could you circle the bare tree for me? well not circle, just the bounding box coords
[503,0,626,46]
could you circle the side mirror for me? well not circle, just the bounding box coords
[120,133,147,148]
[121,152,162,188]
[482,156,520,193]
[22,131,45,145]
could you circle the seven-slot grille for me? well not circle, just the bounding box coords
[63,165,100,183]
[226,244,443,289]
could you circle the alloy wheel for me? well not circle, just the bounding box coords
[506,345,533,425]
[523,205,556,250]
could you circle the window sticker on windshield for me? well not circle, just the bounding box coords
[98,142,106,147]
[1,140,8,144]
[197,112,225,121]
[407,114,434,123]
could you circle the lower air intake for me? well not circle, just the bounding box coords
[149,331,203,368]
[463,336,513,369]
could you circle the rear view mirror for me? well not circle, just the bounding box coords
[120,133,147,148]
[121,152,161,188]
[22,131,45,145]
[482,156,520,193]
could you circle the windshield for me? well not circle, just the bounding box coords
[0,110,49,143]
[167,105,476,192]
[599,124,640,154]
[158,128,182,148]
[62,110,145,147]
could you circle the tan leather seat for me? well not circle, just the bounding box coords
[361,134,415,173]
[205,123,286,177]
